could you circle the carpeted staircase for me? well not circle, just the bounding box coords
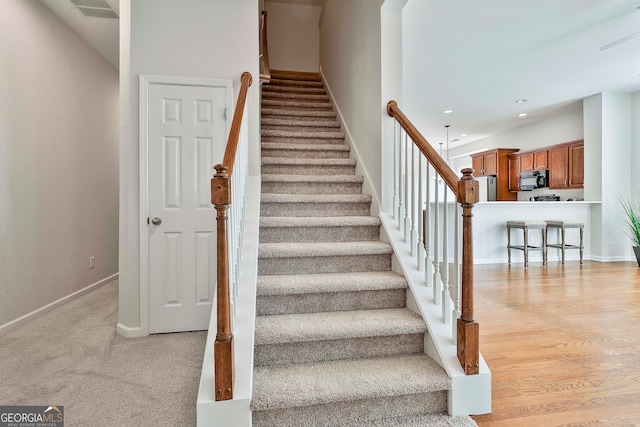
[251,71,476,427]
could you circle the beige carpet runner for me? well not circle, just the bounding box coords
[250,70,477,427]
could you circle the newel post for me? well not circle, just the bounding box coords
[456,168,480,375]
[211,164,233,401]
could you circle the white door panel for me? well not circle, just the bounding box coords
[147,83,227,333]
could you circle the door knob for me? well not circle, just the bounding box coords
[151,217,162,225]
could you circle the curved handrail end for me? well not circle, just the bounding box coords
[387,100,398,117]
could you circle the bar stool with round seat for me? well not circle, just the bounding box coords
[545,220,584,265]
[506,220,547,268]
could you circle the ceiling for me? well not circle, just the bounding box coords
[40,0,640,149]
[404,0,640,148]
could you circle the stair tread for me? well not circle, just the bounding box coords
[262,129,345,138]
[261,142,349,151]
[261,118,340,127]
[268,78,324,87]
[261,174,362,183]
[251,354,449,411]
[261,193,371,203]
[334,413,478,427]
[263,92,330,101]
[260,215,377,227]
[262,99,333,109]
[255,308,425,345]
[261,108,336,118]
[261,157,355,166]
[259,241,391,258]
[257,271,406,296]
[262,85,326,94]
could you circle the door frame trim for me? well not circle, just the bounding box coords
[139,75,233,335]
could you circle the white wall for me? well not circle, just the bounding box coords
[448,107,584,163]
[319,0,385,210]
[0,0,119,329]
[264,1,321,72]
[118,0,260,335]
[632,92,640,200]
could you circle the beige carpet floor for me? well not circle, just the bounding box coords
[0,280,205,427]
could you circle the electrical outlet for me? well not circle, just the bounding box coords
[90,256,95,269]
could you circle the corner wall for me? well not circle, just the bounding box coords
[118,0,260,335]
[264,1,321,72]
[319,0,385,209]
[0,0,119,329]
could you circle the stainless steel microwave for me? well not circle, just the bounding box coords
[519,170,547,191]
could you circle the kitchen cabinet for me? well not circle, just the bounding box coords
[508,154,520,192]
[520,150,548,172]
[548,140,584,189]
[470,148,519,200]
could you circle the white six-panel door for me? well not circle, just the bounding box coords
[146,81,228,333]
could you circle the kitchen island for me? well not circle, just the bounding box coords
[472,201,599,264]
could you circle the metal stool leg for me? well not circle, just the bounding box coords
[579,226,584,264]
[507,226,512,264]
[542,227,547,267]
[524,227,529,269]
[561,226,566,265]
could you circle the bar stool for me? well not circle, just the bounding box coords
[506,221,547,268]
[545,220,584,265]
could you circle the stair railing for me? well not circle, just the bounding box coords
[259,11,271,84]
[387,101,480,375]
[211,71,253,401]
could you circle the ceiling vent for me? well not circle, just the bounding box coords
[70,0,119,19]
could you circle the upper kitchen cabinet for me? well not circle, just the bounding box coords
[508,154,520,192]
[470,148,519,200]
[520,149,548,172]
[548,140,584,189]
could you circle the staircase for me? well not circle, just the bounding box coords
[251,71,476,427]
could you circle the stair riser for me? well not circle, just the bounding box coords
[261,137,346,145]
[256,288,406,315]
[263,86,326,95]
[262,100,333,110]
[268,79,323,87]
[262,124,341,133]
[258,253,391,275]
[261,181,362,195]
[254,333,424,367]
[261,148,350,159]
[262,112,337,121]
[260,201,370,217]
[260,223,378,243]
[263,93,330,102]
[261,164,355,175]
[252,391,448,427]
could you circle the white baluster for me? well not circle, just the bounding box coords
[397,129,404,230]
[393,121,398,221]
[453,201,461,340]
[410,142,417,256]
[403,133,411,242]
[442,185,451,324]
[424,162,432,287]
[417,154,425,271]
[433,172,441,305]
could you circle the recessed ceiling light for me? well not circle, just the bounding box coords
[518,113,528,117]
[444,110,453,114]
[461,134,467,137]
[515,99,527,103]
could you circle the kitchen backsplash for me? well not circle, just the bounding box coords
[517,187,584,201]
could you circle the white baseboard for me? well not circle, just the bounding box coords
[0,273,119,336]
[116,323,147,338]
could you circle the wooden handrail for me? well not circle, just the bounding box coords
[211,71,253,401]
[222,71,253,176]
[387,100,480,375]
[387,101,460,194]
[259,11,271,83]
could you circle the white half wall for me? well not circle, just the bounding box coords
[631,92,640,200]
[118,0,260,334]
[319,0,385,209]
[264,1,321,72]
[0,0,119,329]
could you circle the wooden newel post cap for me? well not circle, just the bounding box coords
[457,168,479,205]
[241,71,253,87]
[386,100,398,117]
[211,164,231,205]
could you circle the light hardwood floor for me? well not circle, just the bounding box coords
[470,261,640,427]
